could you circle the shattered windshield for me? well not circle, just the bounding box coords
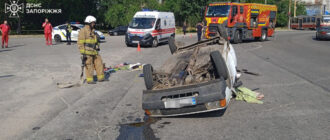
[206,5,230,17]
[129,18,156,29]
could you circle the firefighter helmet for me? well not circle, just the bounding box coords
[84,15,96,23]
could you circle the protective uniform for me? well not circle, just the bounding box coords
[0,24,10,48]
[42,22,53,45]
[78,16,104,83]
[65,23,72,45]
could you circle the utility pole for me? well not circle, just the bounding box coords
[294,0,297,17]
[288,0,292,29]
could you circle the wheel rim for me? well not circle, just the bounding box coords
[238,32,241,41]
[262,32,266,40]
[55,36,61,42]
[153,39,157,47]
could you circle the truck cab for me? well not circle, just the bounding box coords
[204,2,277,43]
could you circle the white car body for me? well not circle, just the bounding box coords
[52,24,105,42]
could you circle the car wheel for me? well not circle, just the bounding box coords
[54,35,61,43]
[126,42,132,47]
[143,64,154,90]
[168,36,177,54]
[260,30,267,41]
[210,51,229,80]
[233,30,241,44]
[114,32,118,36]
[152,38,158,48]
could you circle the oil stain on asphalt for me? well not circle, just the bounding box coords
[116,116,161,140]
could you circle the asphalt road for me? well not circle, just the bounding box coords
[0,30,329,140]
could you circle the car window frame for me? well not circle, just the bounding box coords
[58,25,66,30]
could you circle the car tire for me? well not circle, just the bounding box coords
[152,38,158,48]
[260,30,267,41]
[54,35,61,43]
[143,64,154,90]
[217,24,228,41]
[210,51,229,80]
[126,43,132,47]
[171,33,175,38]
[233,30,241,44]
[168,36,177,54]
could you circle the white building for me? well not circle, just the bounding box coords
[298,0,330,15]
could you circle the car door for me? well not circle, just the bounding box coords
[58,25,67,40]
[155,19,162,41]
[71,25,80,41]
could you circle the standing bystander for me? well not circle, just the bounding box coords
[0,20,10,48]
[196,22,203,42]
[42,18,53,46]
[65,21,73,45]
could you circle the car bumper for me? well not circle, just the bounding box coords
[125,34,154,46]
[318,33,330,39]
[142,79,228,117]
[99,36,105,40]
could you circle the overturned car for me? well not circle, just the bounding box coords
[142,25,239,117]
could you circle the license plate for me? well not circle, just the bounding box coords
[132,41,139,44]
[164,97,196,109]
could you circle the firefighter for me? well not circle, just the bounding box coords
[0,20,10,48]
[78,15,104,84]
[42,18,53,46]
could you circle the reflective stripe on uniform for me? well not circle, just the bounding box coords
[79,38,97,44]
[80,49,98,55]
[97,75,104,80]
[86,77,94,82]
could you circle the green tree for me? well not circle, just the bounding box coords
[102,0,160,28]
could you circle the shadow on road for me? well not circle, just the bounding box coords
[0,75,15,78]
[126,42,169,48]
[10,44,25,48]
[0,49,14,53]
[312,37,330,41]
[166,108,227,119]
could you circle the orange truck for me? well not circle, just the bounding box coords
[204,2,277,43]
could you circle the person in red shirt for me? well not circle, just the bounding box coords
[0,20,10,48]
[42,18,53,46]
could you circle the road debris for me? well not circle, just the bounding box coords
[235,87,264,104]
